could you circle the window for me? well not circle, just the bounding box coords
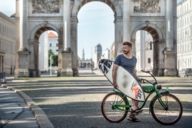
[148,58,151,64]
[191,16,192,23]
[190,25,192,40]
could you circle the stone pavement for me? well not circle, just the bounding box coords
[0,84,40,128]
[1,73,192,128]
[6,74,192,128]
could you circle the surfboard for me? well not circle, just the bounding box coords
[98,59,145,101]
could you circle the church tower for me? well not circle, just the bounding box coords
[82,49,85,60]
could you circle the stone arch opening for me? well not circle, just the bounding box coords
[77,0,116,16]
[15,0,177,77]
[34,27,55,40]
[77,1,115,71]
[30,25,60,77]
[131,24,164,76]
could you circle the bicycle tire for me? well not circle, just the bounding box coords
[150,93,183,125]
[101,92,128,123]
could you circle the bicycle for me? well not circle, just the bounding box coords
[101,70,183,125]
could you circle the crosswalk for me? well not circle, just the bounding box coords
[6,76,192,128]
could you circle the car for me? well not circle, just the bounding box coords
[179,68,192,77]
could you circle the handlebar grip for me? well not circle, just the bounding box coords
[141,70,150,73]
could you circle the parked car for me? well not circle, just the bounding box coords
[179,68,192,77]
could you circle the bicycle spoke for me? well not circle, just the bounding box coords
[151,94,183,125]
[101,93,128,123]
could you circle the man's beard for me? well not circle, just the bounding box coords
[123,50,130,55]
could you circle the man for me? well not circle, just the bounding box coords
[112,41,142,122]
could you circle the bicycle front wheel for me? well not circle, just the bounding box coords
[101,92,128,123]
[151,93,183,125]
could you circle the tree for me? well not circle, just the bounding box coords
[48,49,58,66]
[52,55,58,66]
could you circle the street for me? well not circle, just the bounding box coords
[7,72,192,128]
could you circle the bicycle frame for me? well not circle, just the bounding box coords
[112,70,170,112]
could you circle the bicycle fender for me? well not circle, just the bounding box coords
[149,90,170,112]
[159,89,170,95]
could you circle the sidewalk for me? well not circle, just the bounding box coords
[0,84,39,128]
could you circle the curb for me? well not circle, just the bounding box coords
[1,84,54,128]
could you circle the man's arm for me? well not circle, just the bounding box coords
[112,64,118,88]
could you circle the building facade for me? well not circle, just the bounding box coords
[136,31,153,72]
[102,48,110,60]
[79,48,93,69]
[16,0,178,77]
[0,12,16,76]
[48,31,58,55]
[39,31,58,73]
[177,0,192,73]
[79,59,93,69]
[93,44,102,69]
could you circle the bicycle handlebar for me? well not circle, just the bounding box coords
[141,70,158,85]
[141,70,150,74]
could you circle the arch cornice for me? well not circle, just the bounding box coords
[131,22,164,43]
[71,0,118,17]
[29,22,59,40]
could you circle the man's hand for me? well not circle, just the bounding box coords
[112,81,118,88]
[112,64,118,89]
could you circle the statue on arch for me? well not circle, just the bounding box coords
[133,0,161,13]
[32,0,60,14]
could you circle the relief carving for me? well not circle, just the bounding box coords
[133,0,161,13]
[32,0,60,14]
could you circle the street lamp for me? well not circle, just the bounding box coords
[49,54,53,76]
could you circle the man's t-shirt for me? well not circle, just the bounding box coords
[114,54,137,75]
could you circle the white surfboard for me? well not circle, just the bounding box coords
[98,59,145,101]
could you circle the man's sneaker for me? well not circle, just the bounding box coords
[127,116,140,122]
[131,109,143,115]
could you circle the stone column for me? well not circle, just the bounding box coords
[58,0,73,76]
[123,0,131,42]
[15,0,30,77]
[23,0,28,49]
[166,0,174,50]
[63,0,71,51]
[33,41,40,77]
[28,40,35,70]
[58,51,73,76]
[28,40,39,77]
[164,0,177,76]
[71,16,79,76]
[114,16,123,56]
[16,0,24,50]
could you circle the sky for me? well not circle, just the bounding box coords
[0,0,16,16]
[78,2,114,59]
[0,1,114,59]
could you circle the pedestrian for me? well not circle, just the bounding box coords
[112,41,142,122]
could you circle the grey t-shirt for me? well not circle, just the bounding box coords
[114,54,137,75]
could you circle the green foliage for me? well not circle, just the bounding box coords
[48,49,58,66]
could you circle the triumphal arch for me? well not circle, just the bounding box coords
[15,0,177,77]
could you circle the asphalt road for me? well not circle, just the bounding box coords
[7,74,192,128]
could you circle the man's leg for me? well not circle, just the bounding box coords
[128,99,142,122]
[132,99,138,110]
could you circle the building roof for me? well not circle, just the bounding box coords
[48,31,58,39]
[0,12,15,23]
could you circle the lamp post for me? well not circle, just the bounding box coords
[49,54,53,76]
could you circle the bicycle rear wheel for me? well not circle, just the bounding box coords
[151,93,183,125]
[101,92,128,123]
